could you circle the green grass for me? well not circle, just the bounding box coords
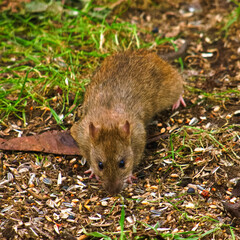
[119,204,126,240]
[0,3,142,125]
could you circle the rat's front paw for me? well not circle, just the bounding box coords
[172,95,186,110]
[126,175,137,184]
[84,168,99,180]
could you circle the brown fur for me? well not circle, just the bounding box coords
[71,50,184,194]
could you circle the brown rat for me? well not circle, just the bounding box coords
[71,47,186,195]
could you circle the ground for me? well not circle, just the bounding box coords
[0,0,240,239]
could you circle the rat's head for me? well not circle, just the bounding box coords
[88,120,134,195]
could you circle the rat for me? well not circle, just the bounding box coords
[71,44,187,195]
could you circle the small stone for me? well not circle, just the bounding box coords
[187,184,198,190]
[177,119,183,124]
[1,205,13,213]
[19,168,29,173]
[167,214,172,221]
[43,159,51,168]
[185,202,195,209]
[57,172,62,185]
[185,118,190,124]
[160,128,166,134]
[201,52,213,57]
[54,224,60,234]
[209,204,217,209]
[52,96,58,102]
[62,202,73,208]
[230,197,237,203]
[81,157,87,165]
[46,199,55,208]
[70,158,77,164]
[126,216,135,224]
[170,118,175,123]
[146,15,151,22]
[68,215,75,220]
[170,174,179,178]
[45,215,53,222]
[7,172,14,181]
[164,192,176,197]
[60,210,69,219]
[152,27,159,33]
[234,110,240,116]
[89,214,101,220]
[204,122,211,129]
[101,201,108,206]
[62,185,69,190]
[17,120,22,127]
[145,184,151,188]
[43,177,52,185]
[53,213,60,221]
[213,106,220,112]
[141,200,149,205]
[128,187,134,192]
[194,147,205,152]
[189,117,198,126]
[156,228,171,232]
[187,188,195,194]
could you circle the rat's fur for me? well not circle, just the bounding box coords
[71,50,184,194]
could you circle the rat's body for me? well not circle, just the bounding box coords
[71,49,186,194]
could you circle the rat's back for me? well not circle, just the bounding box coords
[83,50,184,124]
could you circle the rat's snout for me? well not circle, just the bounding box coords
[104,180,123,195]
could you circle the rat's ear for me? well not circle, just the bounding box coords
[89,122,100,140]
[120,120,130,137]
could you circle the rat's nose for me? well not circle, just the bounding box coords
[104,181,123,195]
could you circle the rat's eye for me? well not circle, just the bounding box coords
[119,158,125,168]
[98,161,104,170]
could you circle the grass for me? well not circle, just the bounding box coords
[0,4,142,125]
